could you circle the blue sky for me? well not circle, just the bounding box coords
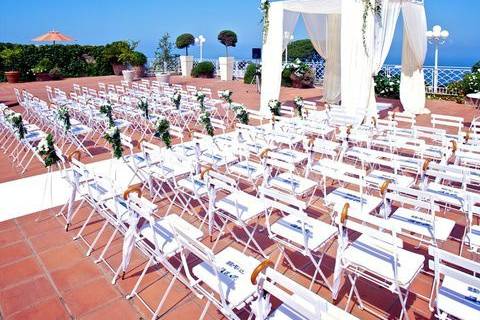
[0,0,479,67]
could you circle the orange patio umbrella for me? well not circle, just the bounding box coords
[32,30,74,45]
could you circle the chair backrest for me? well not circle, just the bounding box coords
[431,114,464,135]
[388,111,416,128]
[252,266,350,320]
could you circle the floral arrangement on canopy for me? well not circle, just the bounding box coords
[195,91,206,111]
[171,90,181,110]
[37,133,60,167]
[6,112,27,139]
[260,0,271,44]
[104,126,123,159]
[154,117,172,148]
[294,96,304,119]
[362,0,382,56]
[137,98,149,119]
[57,106,71,132]
[268,99,281,116]
[221,90,233,105]
[100,104,115,127]
[231,103,249,125]
[199,111,214,136]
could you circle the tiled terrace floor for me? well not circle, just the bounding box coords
[1,75,479,319]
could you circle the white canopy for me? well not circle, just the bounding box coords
[260,0,429,116]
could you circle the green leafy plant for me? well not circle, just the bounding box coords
[0,47,22,71]
[137,98,149,119]
[103,41,131,64]
[231,103,249,125]
[195,91,206,111]
[199,112,214,136]
[220,90,233,105]
[260,0,271,44]
[57,106,71,132]
[154,117,172,148]
[31,58,52,74]
[472,61,480,73]
[374,71,400,99]
[268,99,281,116]
[217,30,237,57]
[104,126,123,159]
[282,59,314,88]
[286,40,318,61]
[154,33,176,73]
[176,33,195,56]
[171,90,181,109]
[294,96,304,119]
[191,61,215,78]
[6,112,27,139]
[49,67,63,80]
[243,63,261,84]
[37,133,60,167]
[100,104,115,127]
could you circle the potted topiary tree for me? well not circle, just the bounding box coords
[176,33,195,77]
[117,41,140,82]
[154,33,175,83]
[130,51,147,79]
[103,41,130,75]
[0,47,22,83]
[217,30,237,81]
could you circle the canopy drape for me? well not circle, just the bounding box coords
[260,0,428,117]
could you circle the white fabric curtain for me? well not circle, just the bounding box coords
[283,11,300,50]
[373,0,402,73]
[400,1,429,114]
[341,0,374,115]
[260,3,288,114]
[303,13,327,58]
[282,0,341,14]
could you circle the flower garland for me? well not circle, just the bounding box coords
[231,103,249,125]
[37,133,60,167]
[268,99,281,116]
[260,0,271,44]
[362,0,382,57]
[100,104,115,127]
[171,90,181,110]
[199,111,214,136]
[154,117,172,148]
[57,106,71,132]
[220,90,233,105]
[6,112,27,139]
[137,98,149,119]
[293,96,304,119]
[195,91,206,112]
[104,126,123,159]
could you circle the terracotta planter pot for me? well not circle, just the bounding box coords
[5,71,20,83]
[35,72,51,81]
[112,63,126,76]
[133,65,145,79]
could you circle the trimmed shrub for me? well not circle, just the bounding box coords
[244,63,260,84]
[0,42,112,82]
[472,60,480,73]
[191,61,215,78]
[217,30,237,57]
[176,34,195,56]
[103,41,130,64]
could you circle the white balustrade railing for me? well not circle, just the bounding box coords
[146,57,471,96]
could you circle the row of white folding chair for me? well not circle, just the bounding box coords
[428,246,480,320]
[334,211,425,320]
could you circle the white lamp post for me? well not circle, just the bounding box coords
[426,25,449,94]
[284,32,294,63]
[195,35,206,62]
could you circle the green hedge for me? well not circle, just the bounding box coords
[191,61,215,78]
[244,63,260,84]
[0,43,113,82]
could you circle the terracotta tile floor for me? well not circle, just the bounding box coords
[1,75,479,319]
